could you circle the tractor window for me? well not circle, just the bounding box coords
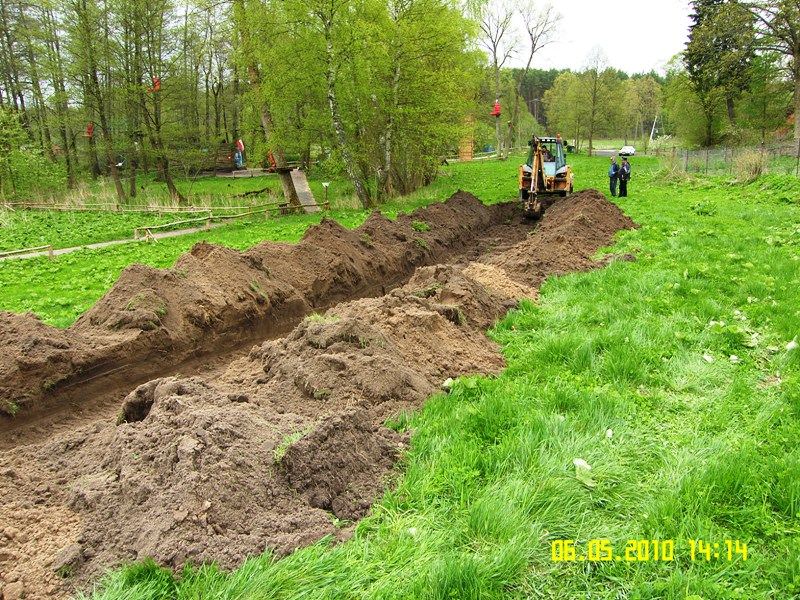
[555,141,567,172]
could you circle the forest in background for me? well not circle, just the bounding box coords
[0,0,797,207]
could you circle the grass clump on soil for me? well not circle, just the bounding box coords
[84,159,800,597]
[273,429,310,463]
[249,280,269,302]
[733,149,768,183]
[304,313,341,325]
[385,411,413,433]
[411,220,430,232]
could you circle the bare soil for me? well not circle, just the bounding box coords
[0,189,635,600]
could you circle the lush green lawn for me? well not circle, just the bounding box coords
[73,154,800,598]
[0,153,627,327]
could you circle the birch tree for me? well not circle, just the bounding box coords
[509,1,559,149]
[478,0,516,158]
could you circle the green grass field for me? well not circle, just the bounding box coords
[49,154,798,598]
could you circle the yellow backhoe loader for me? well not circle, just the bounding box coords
[518,134,574,218]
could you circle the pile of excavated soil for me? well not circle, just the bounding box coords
[1,266,513,596]
[0,192,514,418]
[0,189,636,600]
[487,189,637,286]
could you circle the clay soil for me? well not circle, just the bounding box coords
[0,189,635,600]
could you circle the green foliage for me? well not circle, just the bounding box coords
[7,148,66,200]
[273,430,306,463]
[247,0,482,203]
[663,63,726,148]
[0,210,188,252]
[737,54,793,144]
[0,109,33,198]
[543,61,645,153]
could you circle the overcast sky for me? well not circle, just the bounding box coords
[510,0,693,74]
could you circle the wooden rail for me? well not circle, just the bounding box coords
[0,244,54,259]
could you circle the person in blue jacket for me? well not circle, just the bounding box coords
[608,157,620,197]
[619,156,631,197]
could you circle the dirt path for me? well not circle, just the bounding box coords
[0,190,636,600]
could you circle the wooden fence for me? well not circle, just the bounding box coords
[0,244,54,260]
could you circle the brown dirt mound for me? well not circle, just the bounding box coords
[27,266,508,587]
[0,191,511,418]
[487,189,637,286]
[0,189,637,599]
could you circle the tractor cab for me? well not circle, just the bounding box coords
[528,136,567,177]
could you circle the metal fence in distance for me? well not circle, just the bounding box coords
[650,142,800,176]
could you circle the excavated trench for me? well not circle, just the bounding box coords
[0,190,636,600]
[0,192,522,436]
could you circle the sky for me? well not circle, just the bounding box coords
[512,0,693,75]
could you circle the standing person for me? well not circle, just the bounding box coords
[619,156,631,197]
[608,157,620,197]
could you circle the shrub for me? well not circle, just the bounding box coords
[653,154,694,184]
[733,149,767,183]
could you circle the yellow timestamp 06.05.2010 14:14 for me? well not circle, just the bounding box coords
[551,539,748,563]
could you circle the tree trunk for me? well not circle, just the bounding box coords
[323,22,372,209]
[232,67,240,139]
[0,0,27,130]
[378,63,400,200]
[76,0,125,203]
[232,0,300,207]
[23,39,55,160]
[140,88,187,205]
[128,22,141,198]
[87,123,101,179]
[726,96,736,125]
[493,57,503,158]
[93,99,126,204]
[794,61,800,154]
[44,8,77,187]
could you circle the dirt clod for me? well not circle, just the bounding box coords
[3,581,24,600]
